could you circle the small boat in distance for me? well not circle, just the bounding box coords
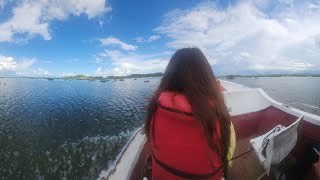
[45,78,55,81]
[100,80,320,180]
[144,80,150,83]
[100,80,109,83]
[119,79,125,81]
[226,75,235,79]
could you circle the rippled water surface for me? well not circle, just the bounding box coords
[0,76,319,179]
[0,78,159,179]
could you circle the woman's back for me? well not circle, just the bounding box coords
[149,92,223,180]
[144,48,231,180]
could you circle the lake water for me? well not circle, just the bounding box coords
[0,77,319,179]
[228,77,320,116]
[0,77,159,179]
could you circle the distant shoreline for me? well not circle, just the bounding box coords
[1,73,320,80]
[217,74,320,78]
[0,72,164,80]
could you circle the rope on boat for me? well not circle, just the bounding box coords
[229,147,253,161]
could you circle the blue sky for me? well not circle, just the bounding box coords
[0,0,320,77]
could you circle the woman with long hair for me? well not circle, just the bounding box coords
[144,47,233,180]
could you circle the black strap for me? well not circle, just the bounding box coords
[151,152,222,180]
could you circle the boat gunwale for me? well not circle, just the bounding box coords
[223,88,320,126]
[98,128,142,179]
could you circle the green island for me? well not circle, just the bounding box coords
[52,72,163,81]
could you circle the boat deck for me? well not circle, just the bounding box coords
[102,80,320,180]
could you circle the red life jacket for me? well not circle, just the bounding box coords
[149,91,223,180]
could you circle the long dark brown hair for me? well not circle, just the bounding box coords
[144,47,231,178]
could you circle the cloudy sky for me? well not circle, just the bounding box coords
[0,0,320,77]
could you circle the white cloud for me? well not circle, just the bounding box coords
[98,19,104,28]
[62,72,76,77]
[0,0,7,10]
[99,36,137,51]
[0,54,35,72]
[94,67,110,76]
[155,0,320,74]
[93,57,103,63]
[149,35,161,41]
[249,61,315,71]
[112,59,168,76]
[64,58,80,63]
[0,54,54,77]
[99,49,123,61]
[96,50,170,76]
[0,0,111,42]
[15,67,51,77]
[134,37,143,43]
[95,67,102,75]
[135,35,161,43]
[32,68,50,76]
[0,55,16,71]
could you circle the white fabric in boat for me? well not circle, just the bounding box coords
[250,115,303,174]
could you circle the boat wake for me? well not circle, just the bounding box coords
[98,127,141,180]
[0,129,137,179]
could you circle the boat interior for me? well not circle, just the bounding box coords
[136,107,320,180]
[228,106,320,180]
[138,90,320,180]
[103,83,320,180]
